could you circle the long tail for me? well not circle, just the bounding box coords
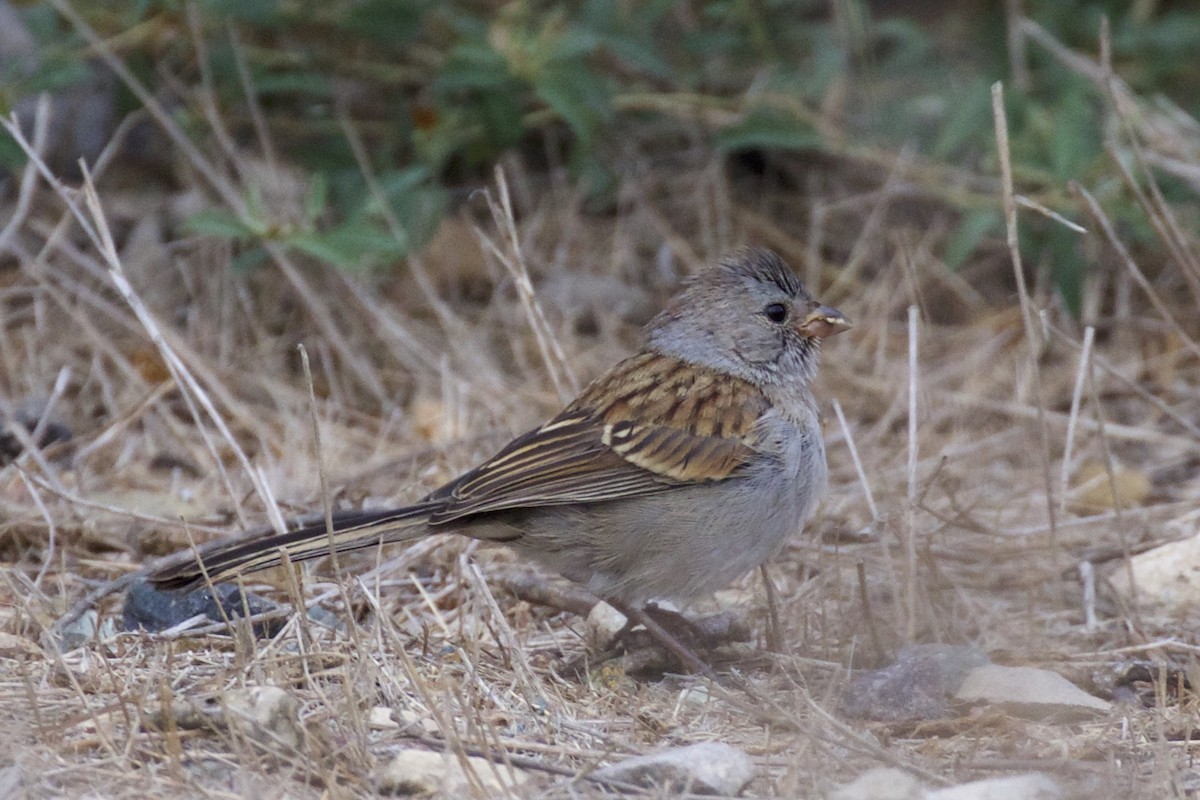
[149,503,439,590]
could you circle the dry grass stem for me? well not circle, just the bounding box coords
[833,398,878,521]
[991,80,1060,566]
[1060,325,1096,515]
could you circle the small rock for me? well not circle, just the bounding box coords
[394,708,440,735]
[1109,533,1200,616]
[122,578,282,636]
[0,632,42,658]
[1069,461,1150,514]
[369,706,400,729]
[592,742,756,796]
[0,762,21,799]
[929,773,1061,800]
[955,665,1111,722]
[827,767,927,800]
[221,686,303,750]
[586,601,628,651]
[368,706,438,735]
[89,489,205,522]
[843,644,991,721]
[53,609,119,652]
[676,684,712,711]
[1178,770,1200,795]
[376,749,530,795]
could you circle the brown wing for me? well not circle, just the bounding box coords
[424,353,770,523]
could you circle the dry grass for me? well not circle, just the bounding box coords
[2,21,1200,800]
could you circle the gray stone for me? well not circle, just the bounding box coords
[954,665,1111,722]
[929,773,1061,800]
[122,578,282,636]
[843,644,991,721]
[376,749,530,795]
[221,685,303,750]
[1110,533,1200,616]
[53,609,118,652]
[827,767,928,800]
[592,742,756,795]
[585,601,628,651]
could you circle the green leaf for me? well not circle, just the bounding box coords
[944,209,1001,270]
[933,79,993,160]
[288,222,403,270]
[183,209,256,240]
[369,169,447,250]
[1045,225,1086,316]
[534,63,611,141]
[581,0,675,77]
[252,70,331,97]
[438,43,512,92]
[1048,87,1099,180]
[546,27,602,62]
[200,0,280,25]
[341,0,427,44]
[475,87,527,150]
[0,137,27,171]
[596,32,671,77]
[569,144,617,208]
[304,172,329,224]
[716,111,820,152]
[230,247,269,273]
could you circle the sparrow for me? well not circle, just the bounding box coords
[150,248,850,671]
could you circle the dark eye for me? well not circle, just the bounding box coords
[763,302,789,323]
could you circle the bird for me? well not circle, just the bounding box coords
[150,247,850,672]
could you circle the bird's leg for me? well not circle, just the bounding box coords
[607,599,717,679]
[760,564,784,652]
[640,603,707,646]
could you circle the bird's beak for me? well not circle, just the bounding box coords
[796,305,851,339]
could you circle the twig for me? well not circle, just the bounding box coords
[1044,320,1200,440]
[475,166,578,401]
[1080,560,1097,632]
[856,560,887,663]
[1074,184,1200,361]
[1084,336,1142,628]
[20,469,56,588]
[0,93,50,255]
[51,0,391,403]
[227,23,278,168]
[299,343,366,657]
[904,305,920,640]
[906,306,920,505]
[933,388,1198,450]
[1014,195,1086,233]
[833,398,878,521]
[1004,1,1030,92]
[1059,326,1095,515]
[992,81,1060,570]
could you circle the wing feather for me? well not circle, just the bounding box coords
[425,353,771,523]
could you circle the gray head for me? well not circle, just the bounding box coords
[644,248,850,386]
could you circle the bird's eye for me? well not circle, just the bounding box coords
[763,302,789,323]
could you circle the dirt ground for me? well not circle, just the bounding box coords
[2,53,1200,800]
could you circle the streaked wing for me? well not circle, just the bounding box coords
[425,353,770,523]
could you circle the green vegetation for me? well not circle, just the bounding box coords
[7,0,1200,305]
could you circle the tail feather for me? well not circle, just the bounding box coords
[150,503,437,590]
